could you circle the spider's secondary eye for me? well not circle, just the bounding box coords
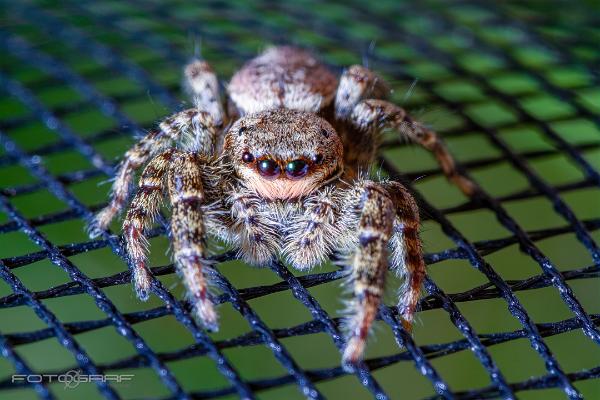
[311,154,323,164]
[285,159,309,179]
[257,158,280,178]
[242,152,254,163]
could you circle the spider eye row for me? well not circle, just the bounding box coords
[258,158,280,177]
[285,159,308,178]
[242,151,322,179]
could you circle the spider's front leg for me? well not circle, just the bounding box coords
[123,149,174,300]
[382,181,426,330]
[341,181,394,366]
[284,187,340,270]
[88,108,222,238]
[340,180,425,367]
[167,151,219,330]
[230,190,279,266]
[335,65,478,197]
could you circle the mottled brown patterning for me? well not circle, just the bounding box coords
[88,46,478,368]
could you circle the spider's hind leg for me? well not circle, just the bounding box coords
[167,151,218,330]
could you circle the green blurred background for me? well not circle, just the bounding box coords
[0,0,599,399]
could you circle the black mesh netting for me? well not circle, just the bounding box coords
[0,0,599,399]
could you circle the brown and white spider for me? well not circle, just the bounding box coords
[88,46,476,367]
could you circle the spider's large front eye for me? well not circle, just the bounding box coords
[285,159,309,179]
[257,158,280,178]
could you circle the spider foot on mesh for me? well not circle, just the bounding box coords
[132,262,153,301]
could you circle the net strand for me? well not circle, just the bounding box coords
[472,0,600,85]
[397,1,600,257]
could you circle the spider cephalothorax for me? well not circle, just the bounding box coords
[89,46,477,367]
[225,109,343,200]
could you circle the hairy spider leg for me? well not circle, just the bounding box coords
[383,181,426,330]
[89,108,222,237]
[123,149,174,300]
[230,189,279,266]
[184,59,226,128]
[284,187,340,270]
[168,151,218,330]
[341,181,395,367]
[336,65,478,197]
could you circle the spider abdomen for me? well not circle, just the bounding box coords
[228,46,338,115]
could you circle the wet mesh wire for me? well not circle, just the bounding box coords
[0,0,599,399]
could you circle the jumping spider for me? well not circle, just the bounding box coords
[89,46,476,367]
